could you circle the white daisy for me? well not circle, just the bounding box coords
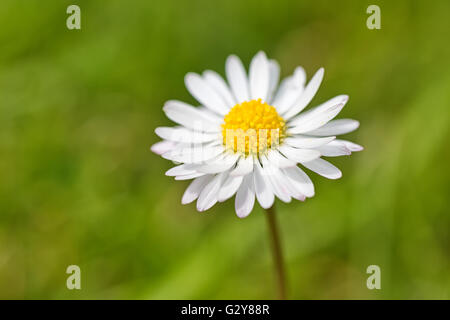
[152,51,362,218]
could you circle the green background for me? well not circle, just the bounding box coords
[1,0,449,299]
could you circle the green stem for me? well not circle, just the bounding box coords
[265,205,287,300]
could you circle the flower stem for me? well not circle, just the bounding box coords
[265,205,287,300]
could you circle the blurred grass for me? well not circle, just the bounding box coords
[0,0,449,299]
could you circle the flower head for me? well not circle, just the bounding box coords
[152,51,362,218]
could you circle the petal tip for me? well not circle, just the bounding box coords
[236,210,250,219]
[150,143,164,155]
[333,172,343,179]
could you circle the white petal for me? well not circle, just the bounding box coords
[283,166,315,198]
[253,161,275,209]
[301,158,342,179]
[175,172,206,180]
[235,174,255,218]
[266,59,280,103]
[218,175,243,202]
[284,184,306,201]
[162,145,223,163]
[194,153,240,174]
[249,51,270,101]
[226,55,250,102]
[266,149,297,168]
[288,95,348,134]
[163,100,221,132]
[267,172,292,202]
[260,156,291,203]
[271,77,292,108]
[185,73,229,116]
[317,141,351,157]
[278,145,321,163]
[155,127,218,144]
[273,169,305,201]
[196,106,224,121]
[182,175,214,204]
[293,66,306,86]
[230,155,254,176]
[305,119,360,136]
[165,164,196,176]
[203,70,236,107]
[275,170,306,202]
[196,173,226,211]
[272,67,306,113]
[282,68,324,120]
[284,135,336,149]
[335,139,364,152]
[150,140,176,155]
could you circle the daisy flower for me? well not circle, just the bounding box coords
[152,51,362,218]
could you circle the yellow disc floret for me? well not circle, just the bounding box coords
[221,99,286,155]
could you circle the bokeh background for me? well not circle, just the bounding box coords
[1,0,449,299]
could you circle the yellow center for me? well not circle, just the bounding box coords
[221,99,286,155]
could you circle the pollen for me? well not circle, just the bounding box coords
[221,99,286,155]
